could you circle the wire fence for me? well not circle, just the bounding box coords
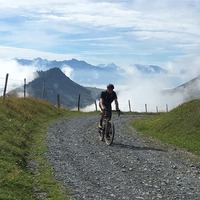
[119,101,169,113]
[1,73,171,112]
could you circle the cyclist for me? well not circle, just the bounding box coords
[99,84,120,129]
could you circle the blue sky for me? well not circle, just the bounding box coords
[0,0,200,110]
[0,1,199,68]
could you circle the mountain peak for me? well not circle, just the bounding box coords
[134,64,167,74]
[37,67,68,80]
[27,67,96,108]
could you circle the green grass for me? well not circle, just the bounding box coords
[0,96,80,200]
[132,99,200,155]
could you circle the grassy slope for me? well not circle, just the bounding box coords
[0,96,76,200]
[132,99,200,155]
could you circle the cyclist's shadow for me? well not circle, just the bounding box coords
[112,142,167,152]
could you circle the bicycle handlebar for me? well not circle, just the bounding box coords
[102,109,121,117]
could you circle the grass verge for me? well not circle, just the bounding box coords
[132,99,200,155]
[0,96,80,199]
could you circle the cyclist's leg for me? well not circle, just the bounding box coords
[99,113,104,128]
[106,104,112,121]
[104,105,111,137]
[99,102,105,128]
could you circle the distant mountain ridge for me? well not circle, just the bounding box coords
[134,64,167,74]
[15,58,124,85]
[15,58,168,85]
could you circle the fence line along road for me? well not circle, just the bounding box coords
[1,73,170,112]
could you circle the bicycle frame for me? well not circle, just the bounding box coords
[98,110,119,145]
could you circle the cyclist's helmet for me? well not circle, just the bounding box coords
[107,84,114,90]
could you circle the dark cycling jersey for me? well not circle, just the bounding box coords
[100,90,117,119]
[100,90,117,105]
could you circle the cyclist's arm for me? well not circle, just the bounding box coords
[99,98,105,110]
[114,98,119,111]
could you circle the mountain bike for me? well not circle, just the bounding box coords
[98,110,120,145]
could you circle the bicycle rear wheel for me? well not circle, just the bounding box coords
[98,128,104,141]
[105,122,115,145]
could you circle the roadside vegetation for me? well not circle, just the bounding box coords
[132,99,200,155]
[0,96,81,200]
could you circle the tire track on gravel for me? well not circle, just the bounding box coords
[46,114,200,200]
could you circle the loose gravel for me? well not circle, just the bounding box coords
[46,114,200,200]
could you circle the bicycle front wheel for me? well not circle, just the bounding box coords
[105,122,115,145]
[98,128,104,141]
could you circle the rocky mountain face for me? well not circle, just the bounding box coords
[10,67,101,109]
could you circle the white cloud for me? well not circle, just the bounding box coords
[81,102,99,112]
[0,46,76,61]
[162,43,200,84]
[1,2,198,43]
[61,65,73,78]
[116,72,171,112]
[0,59,38,93]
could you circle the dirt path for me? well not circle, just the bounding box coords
[46,114,200,200]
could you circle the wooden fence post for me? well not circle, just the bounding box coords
[3,73,9,101]
[145,104,147,112]
[166,104,168,112]
[78,94,81,111]
[128,100,131,112]
[95,100,97,111]
[57,94,60,108]
[24,78,26,98]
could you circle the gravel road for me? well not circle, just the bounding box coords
[46,114,200,200]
